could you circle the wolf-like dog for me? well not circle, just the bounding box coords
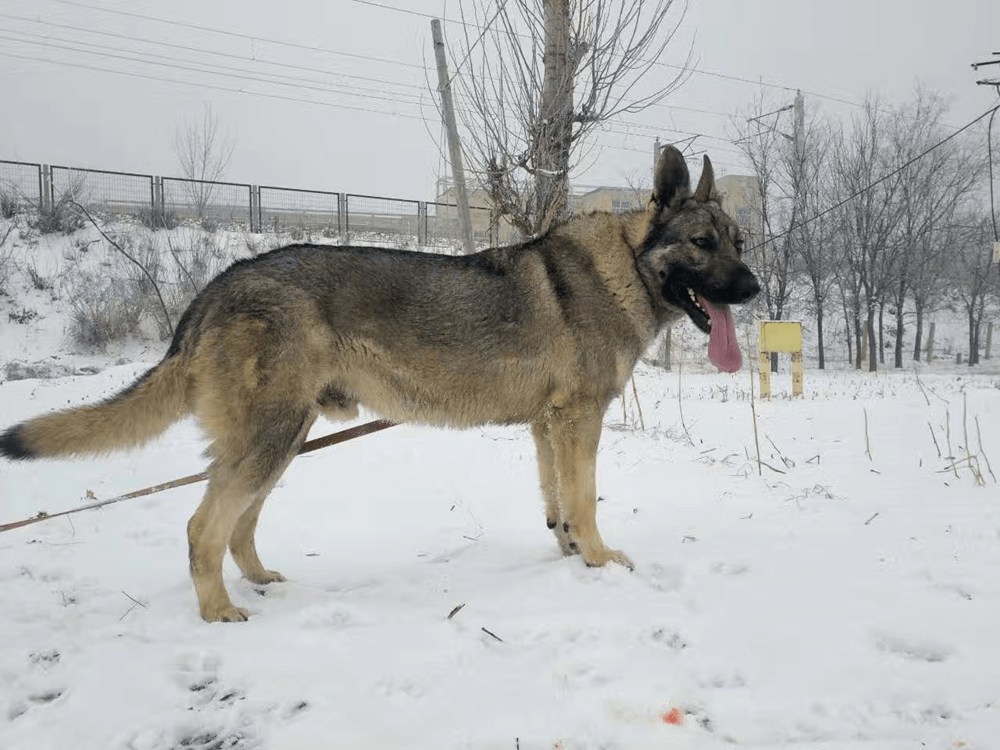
[0,146,759,622]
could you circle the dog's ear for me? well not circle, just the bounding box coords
[693,155,719,202]
[651,145,691,210]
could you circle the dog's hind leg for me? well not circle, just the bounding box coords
[187,404,314,622]
[547,404,633,570]
[531,420,576,556]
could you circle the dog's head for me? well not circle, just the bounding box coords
[636,146,760,372]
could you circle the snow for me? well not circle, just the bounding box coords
[2,227,1000,749]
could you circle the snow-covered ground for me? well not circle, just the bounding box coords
[2,224,1000,749]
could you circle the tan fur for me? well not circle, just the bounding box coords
[0,146,759,622]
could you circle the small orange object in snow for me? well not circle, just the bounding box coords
[662,708,684,725]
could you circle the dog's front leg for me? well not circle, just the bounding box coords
[531,420,576,555]
[547,406,634,570]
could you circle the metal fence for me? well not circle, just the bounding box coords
[50,165,154,219]
[0,160,43,213]
[0,157,499,247]
[161,177,253,230]
[258,185,340,234]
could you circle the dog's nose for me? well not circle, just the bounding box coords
[734,269,760,302]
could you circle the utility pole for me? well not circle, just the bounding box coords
[653,137,661,183]
[971,53,1000,274]
[431,19,475,255]
[971,52,1000,90]
[793,90,805,164]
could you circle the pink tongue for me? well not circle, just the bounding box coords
[698,295,742,373]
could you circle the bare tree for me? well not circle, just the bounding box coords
[173,104,236,221]
[452,0,690,237]
[952,218,998,366]
[829,97,904,372]
[886,89,983,367]
[731,90,810,370]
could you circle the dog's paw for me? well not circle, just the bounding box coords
[202,604,250,623]
[584,546,635,571]
[549,518,581,556]
[246,569,286,585]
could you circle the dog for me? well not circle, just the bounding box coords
[0,146,759,622]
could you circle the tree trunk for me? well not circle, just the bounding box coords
[877,303,885,366]
[867,310,878,372]
[841,294,853,366]
[536,0,573,234]
[912,302,923,362]
[969,310,977,367]
[854,315,864,370]
[816,307,825,370]
[893,306,905,368]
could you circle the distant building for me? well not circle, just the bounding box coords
[572,186,645,214]
[434,174,760,244]
[715,174,762,240]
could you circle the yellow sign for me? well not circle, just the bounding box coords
[758,321,803,398]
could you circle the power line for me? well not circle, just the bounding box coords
[753,104,1000,252]
[0,30,430,108]
[0,11,426,95]
[0,50,429,121]
[54,0,426,70]
[36,0,876,152]
[346,0,878,112]
[60,0,879,116]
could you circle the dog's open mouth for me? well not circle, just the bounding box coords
[671,284,712,334]
[665,281,743,373]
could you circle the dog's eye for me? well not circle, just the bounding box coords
[735,237,746,253]
[691,237,713,249]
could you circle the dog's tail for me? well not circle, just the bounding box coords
[0,355,190,461]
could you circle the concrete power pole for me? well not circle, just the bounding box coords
[653,137,661,182]
[793,90,805,164]
[431,19,476,255]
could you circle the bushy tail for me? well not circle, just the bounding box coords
[0,356,190,460]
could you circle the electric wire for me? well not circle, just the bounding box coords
[751,104,1000,252]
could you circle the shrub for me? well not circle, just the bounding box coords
[25,260,54,291]
[0,190,18,219]
[32,195,86,235]
[8,307,39,324]
[136,206,180,230]
[66,272,145,349]
[0,220,15,295]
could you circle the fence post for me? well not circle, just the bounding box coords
[153,177,162,220]
[340,194,350,238]
[41,165,52,211]
[417,201,427,246]
[249,185,259,233]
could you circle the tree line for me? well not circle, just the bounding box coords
[733,87,998,370]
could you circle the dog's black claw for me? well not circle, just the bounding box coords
[546,518,557,529]
[562,522,570,533]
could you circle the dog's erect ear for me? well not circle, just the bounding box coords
[652,145,691,210]
[693,155,719,202]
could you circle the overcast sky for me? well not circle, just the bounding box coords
[1,0,997,201]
